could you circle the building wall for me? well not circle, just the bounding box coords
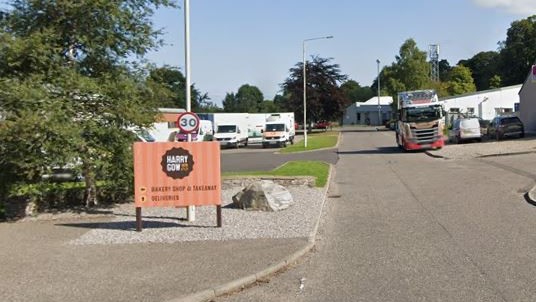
[442,85,521,121]
[519,80,536,133]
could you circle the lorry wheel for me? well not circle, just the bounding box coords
[290,138,294,145]
[282,141,287,148]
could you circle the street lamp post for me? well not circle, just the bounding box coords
[303,35,333,148]
[376,59,381,126]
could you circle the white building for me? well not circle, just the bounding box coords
[518,64,536,133]
[343,96,393,126]
[441,85,521,122]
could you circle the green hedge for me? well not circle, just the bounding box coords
[2,181,132,220]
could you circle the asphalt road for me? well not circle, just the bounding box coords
[220,135,339,172]
[217,128,536,301]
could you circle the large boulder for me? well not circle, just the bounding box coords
[232,180,293,211]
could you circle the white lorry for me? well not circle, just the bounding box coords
[211,113,249,148]
[262,113,295,148]
[247,113,268,145]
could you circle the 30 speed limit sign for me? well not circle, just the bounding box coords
[177,112,200,134]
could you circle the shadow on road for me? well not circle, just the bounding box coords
[56,219,218,231]
[337,146,402,155]
[339,128,393,133]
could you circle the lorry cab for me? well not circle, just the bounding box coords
[396,90,445,151]
[262,122,294,148]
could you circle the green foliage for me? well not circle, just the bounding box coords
[259,100,280,113]
[499,15,536,86]
[489,75,502,89]
[0,0,175,208]
[281,56,349,123]
[145,65,218,111]
[446,65,477,95]
[223,84,264,113]
[340,80,374,104]
[458,51,500,91]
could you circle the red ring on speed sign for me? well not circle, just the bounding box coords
[177,112,200,134]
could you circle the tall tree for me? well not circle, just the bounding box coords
[222,92,237,112]
[0,0,174,206]
[146,65,217,111]
[222,84,263,113]
[281,56,348,123]
[499,15,536,86]
[394,39,431,91]
[378,39,431,104]
[458,51,500,91]
[235,84,263,113]
[438,59,452,82]
[340,80,374,104]
[446,65,477,95]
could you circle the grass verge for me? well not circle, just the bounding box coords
[281,131,338,153]
[223,160,330,187]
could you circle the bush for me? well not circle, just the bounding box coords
[4,181,132,219]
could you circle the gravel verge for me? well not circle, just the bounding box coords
[426,137,536,160]
[70,185,326,245]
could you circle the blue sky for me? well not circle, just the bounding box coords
[147,0,535,106]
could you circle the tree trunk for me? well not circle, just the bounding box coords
[82,161,98,207]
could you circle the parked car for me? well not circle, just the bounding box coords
[313,120,330,130]
[450,117,482,144]
[478,119,490,136]
[487,115,524,141]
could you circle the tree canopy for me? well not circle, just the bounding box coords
[499,15,536,86]
[280,56,349,123]
[0,0,174,207]
[222,84,264,113]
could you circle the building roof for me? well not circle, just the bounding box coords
[354,96,393,107]
[440,84,522,101]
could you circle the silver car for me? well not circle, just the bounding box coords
[450,117,482,144]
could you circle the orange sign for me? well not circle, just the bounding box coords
[133,142,221,207]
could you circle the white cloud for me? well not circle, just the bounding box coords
[473,0,536,15]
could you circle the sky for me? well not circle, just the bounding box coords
[147,0,536,106]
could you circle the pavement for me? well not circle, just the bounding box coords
[0,167,334,302]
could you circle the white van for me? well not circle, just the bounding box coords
[450,117,481,144]
[171,120,214,142]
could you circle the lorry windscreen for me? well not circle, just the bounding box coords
[217,125,237,133]
[265,124,285,132]
[402,106,442,123]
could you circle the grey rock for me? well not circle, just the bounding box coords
[232,180,294,211]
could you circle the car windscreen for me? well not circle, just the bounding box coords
[217,125,237,133]
[135,129,155,142]
[265,124,285,132]
[500,117,521,125]
[402,105,442,123]
[460,119,480,129]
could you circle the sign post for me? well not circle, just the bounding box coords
[133,142,222,231]
[177,112,201,221]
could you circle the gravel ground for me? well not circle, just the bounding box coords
[69,185,327,245]
[427,137,536,160]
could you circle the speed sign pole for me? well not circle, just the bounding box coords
[177,112,200,221]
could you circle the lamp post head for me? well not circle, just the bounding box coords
[376,59,380,64]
